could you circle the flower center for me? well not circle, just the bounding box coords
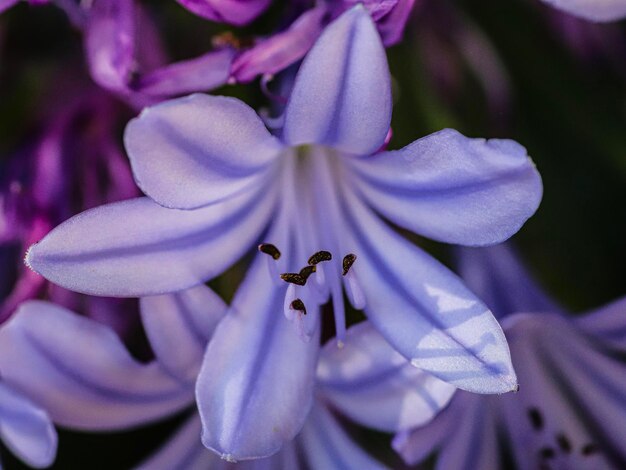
[257,146,366,344]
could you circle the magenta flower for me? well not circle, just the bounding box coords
[26,6,541,458]
[539,0,626,22]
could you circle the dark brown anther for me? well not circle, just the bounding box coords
[342,254,357,276]
[581,443,598,456]
[258,243,281,260]
[528,408,544,431]
[308,250,332,265]
[290,298,307,315]
[299,265,316,281]
[280,273,306,286]
[556,433,572,453]
[539,447,555,459]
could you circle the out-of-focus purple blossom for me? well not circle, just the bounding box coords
[0,379,56,468]
[0,91,139,334]
[175,0,272,26]
[0,289,453,467]
[394,245,626,468]
[231,0,416,83]
[543,7,626,75]
[83,0,234,107]
[27,7,542,458]
[539,0,626,22]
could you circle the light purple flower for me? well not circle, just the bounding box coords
[539,0,626,22]
[0,290,453,466]
[26,6,541,458]
[394,245,626,468]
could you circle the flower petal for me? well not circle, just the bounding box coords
[26,190,276,296]
[0,301,192,430]
[140,284,227,384]
[231,6,326,83]
[317,322,455,432]
[540,0,626,22]
[125,93,283,210]
[575,296,626,346]
[283,6,392,156]
[133,48,235,98]
[85,0,135,94]
[137,414,301,469]
[196,253,319,460]
[175,0,271,26]
[342,189,517,393]
[0,381,57,468]
[300,403,387,470]
[456,245,562,319]
[349,129,542,246]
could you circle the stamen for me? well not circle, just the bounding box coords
[308,250,332,265]
[527,408,544,431]
[290,298,307,315]
[258,243,281,260]
[539,447,555,459]
[299,265,316,281]
[344,269,366,309]
[581,443,597,456]
[556,433,572,453]
[280,273,306,286]
[342,253,357,276]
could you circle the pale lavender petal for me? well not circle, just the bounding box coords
[175,0,271,25]
[140,284,227,384]
[0,381,57,468]
[349,129,542,246]
[25,189,276,296]
[392,399,459,465]
[300,403,387,470]
[125,94,283,210]
[137,414,302,469]
[456,245,562,319]
[196,251,319,460]
[317,322,455,432]
[540,0,626,22]
[283,6,392,156]
[433,398,500,470]
[133,48,235,98]
[342,189,517,393]
[85,0,135,93]
[0,301,192,430]
[231,6,326,83]
[576,296,626,345]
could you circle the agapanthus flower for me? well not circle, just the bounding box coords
[539,0,626,22]
[394,244,626,468]
[0,288,454,467]
[26,6,542,458]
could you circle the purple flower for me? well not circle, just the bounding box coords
[0,287,453,466]
[394,244,626,468]
[175,0,272,26]
[230,0,415,83]
[539,0,626,22]
[0,91,138,333]
[26,6,541,458]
